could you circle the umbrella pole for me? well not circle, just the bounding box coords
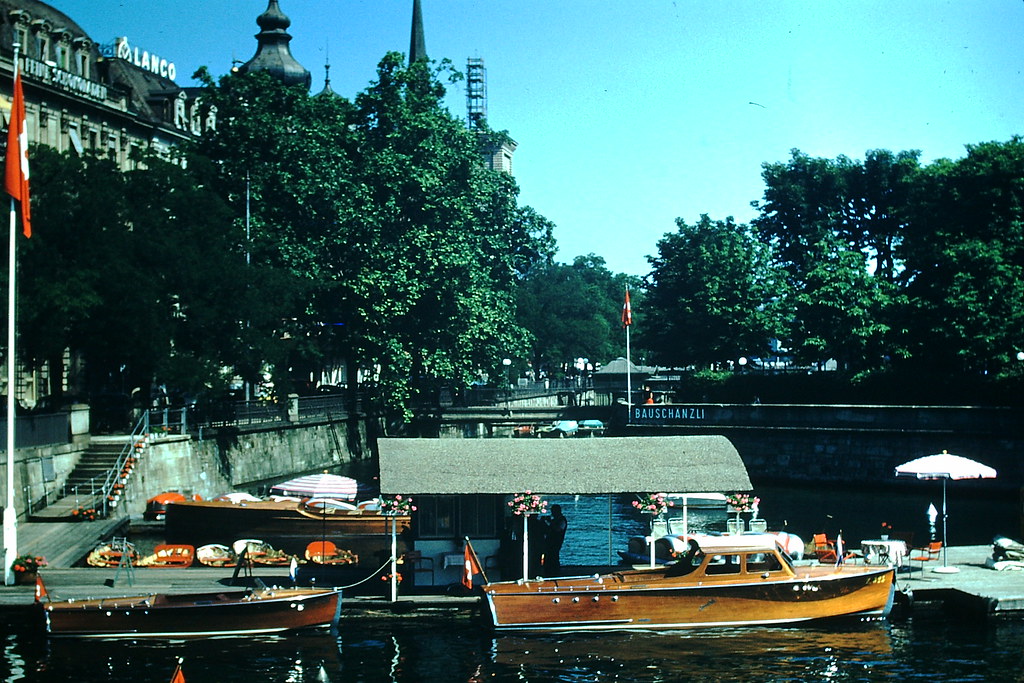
[933,477,960,574]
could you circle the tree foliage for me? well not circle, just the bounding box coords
[516,255,637,376]
[643,215,784,367]
[195,55,555,412]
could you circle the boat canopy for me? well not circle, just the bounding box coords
[377,435,752,495]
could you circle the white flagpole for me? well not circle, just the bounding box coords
[624,286,632,411]
[4,43,21,586]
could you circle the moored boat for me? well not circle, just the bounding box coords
[164,498,409,567]
[483,534,894,631]
[42,585,342,638]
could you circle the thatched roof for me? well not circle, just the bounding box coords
[377,435,751,495]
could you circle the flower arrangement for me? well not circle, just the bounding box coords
[632,492,672,515]
[881,522,893,532]
[379,495,416,515]
[725,492,760,513]
[11,554,47,574]
[380,572,403,583]
[70,506,97,522]
[508,491,547,516]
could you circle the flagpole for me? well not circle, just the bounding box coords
[4,43,21,586]
[623,286,632,412]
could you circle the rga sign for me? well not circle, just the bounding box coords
[115,37,176,81]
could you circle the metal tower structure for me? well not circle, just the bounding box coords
[466,57,487,126]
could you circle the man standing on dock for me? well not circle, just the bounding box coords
[544,505,568,575]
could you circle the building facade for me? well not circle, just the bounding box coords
[0,0,215,173]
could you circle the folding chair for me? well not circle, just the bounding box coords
[908,541,942,575]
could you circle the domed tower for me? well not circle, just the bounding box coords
[236,0,311,89]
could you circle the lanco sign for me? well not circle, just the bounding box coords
[115,37,176,81]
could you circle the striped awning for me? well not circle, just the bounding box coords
[270,474,360,500]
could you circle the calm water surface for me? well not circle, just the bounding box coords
[1,485,1020,681]
[3,617,1024,681]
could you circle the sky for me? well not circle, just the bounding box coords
[52,0,1024,277]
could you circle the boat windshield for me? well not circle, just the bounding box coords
[775,544,796,571]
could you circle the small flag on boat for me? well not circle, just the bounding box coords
[34,575,48,603]
[463,540,482,590]
[621,286,632,327]
[835,532,845,566]
[170,659,185,683]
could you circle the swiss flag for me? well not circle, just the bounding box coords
[4,71,30,238]
[462,541,482,590]
[621,286,632,327]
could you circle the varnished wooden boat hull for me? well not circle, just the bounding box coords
[165,500,408,567]
[44,588,341,638]
[483,566,895,631]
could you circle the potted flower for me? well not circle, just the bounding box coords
[70,506,97,522]
[725,492,760,513]
[632,493,672,516]
[725,492,761,534]
[11,554,47,584]
[379,495,416,515]
[508,491,547,516]
[880,522,892,541]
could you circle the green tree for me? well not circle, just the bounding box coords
[196,55,555,414]
[901,138,1024,375]
[753,149,915,370]
[516,255,637,376]
[643,215,784,367]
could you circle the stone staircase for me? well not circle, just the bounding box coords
[31,436,132,521]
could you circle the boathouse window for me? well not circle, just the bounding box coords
[415,495,502,540]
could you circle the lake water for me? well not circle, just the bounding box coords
[1,484,1020,681]
[3,615,1023,681]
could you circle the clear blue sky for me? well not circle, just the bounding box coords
[55,1,1024,277]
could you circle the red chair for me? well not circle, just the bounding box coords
[813,533,859,564]
[908,541,942,574]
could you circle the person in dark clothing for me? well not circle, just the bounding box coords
[666,539,703,577]
[544,504,568,575]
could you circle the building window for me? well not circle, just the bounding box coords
[415,495,502,540]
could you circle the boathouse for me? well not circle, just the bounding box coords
[377,435,751,584]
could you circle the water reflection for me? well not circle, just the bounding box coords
[488,624,894,682]
[3,616,1024,681]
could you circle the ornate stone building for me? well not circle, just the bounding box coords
[0,0,215,172]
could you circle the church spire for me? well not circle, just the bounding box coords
[237,0,311,89]
[409,0,427,64]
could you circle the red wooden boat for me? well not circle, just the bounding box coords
[42,585,342,638]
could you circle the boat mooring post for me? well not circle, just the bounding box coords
[390,516,398,602]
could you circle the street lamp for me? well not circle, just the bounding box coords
[502,358,512,415]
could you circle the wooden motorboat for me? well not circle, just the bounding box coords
[305,541,358,565]
[137,544,195,568]
[164,498,409,567]
[42,585,342,638]
[196,543,237,567]
[482,534,895,632]
[86,543,140,568]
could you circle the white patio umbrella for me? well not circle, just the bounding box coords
[895,451,997,572]
[270,473,361,500]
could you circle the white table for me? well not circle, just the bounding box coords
[861,539,907,567]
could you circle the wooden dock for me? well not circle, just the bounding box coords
[895,544,1024,617]
[2,530,1020,620]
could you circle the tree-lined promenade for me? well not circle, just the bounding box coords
[8,53,1023,420]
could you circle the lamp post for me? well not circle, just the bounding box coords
[502,358,512,415]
